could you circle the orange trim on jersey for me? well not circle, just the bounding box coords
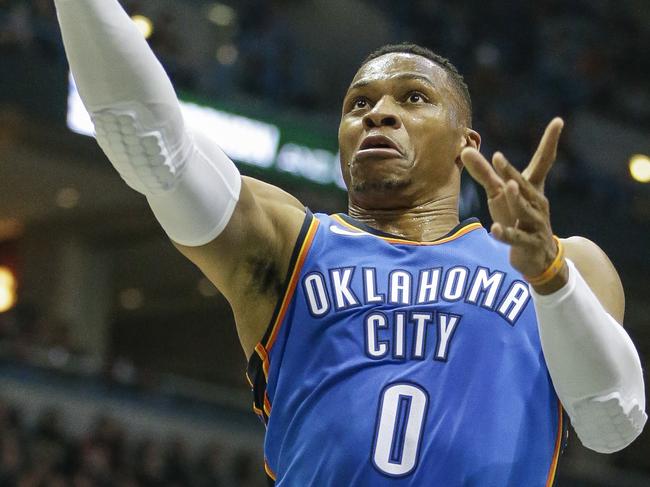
[263,217,320,352]
[252,402,263,416]
[255,343,270,378]
[545,401,564,487]
[247,215,320,429]
[331,214,482,245]
[265,460,277,480]
[263,393,272,416]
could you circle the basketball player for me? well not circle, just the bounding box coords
[54,1,646,485]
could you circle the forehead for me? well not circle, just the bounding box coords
[350,53,448,90]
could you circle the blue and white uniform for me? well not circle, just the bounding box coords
[247,210,567,486]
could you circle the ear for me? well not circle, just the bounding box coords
[465,129,481,151]
[455,129,481,169]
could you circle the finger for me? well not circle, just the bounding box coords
[503,180,544,229]
[461,148,504,198]
[522,117,564,188]
[493,152,538,201]
[491,222,538,247]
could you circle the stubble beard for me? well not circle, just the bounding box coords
[352,177,412,193]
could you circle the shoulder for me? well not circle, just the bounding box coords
[561,236,617,278]
[242,176,304,211]
[560,236,625,323]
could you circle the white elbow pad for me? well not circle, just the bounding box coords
[145,128,242,247]
[571,392,646,454]
[92,104,192,195]
[532,259,647,453]
[92,103,241,247]
[93,104,241,247]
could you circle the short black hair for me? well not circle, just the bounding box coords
[362,43,472,126]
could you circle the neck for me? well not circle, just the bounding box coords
[347,194,461,242]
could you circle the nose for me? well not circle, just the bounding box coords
[363,97,402,130]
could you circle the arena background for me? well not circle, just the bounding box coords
[0,0,649,485]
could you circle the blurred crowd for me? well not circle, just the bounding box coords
[2,0,648,122]
[0,399,265,487]
[0,0,61,59]
[0,306,267,486]
[0,302,103,381]
[0,302,188,394]
[1,0,648,195]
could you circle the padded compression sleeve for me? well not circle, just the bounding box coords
[54,0,241,246]
[55,0,174,108]
[532,259,647,453]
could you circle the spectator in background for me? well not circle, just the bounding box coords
[236,0,303,105]
[148,11,197,91]
[30,0,61,58]
[0,399,261,486]
[229,451,263,487]
[165,437,193,487]
[0,427,24,485]
[0,0,32,51]
[196,443,226,487]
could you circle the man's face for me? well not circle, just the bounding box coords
[338,53,469,209]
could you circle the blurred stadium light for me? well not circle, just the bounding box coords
[131,14,154,39]
[206,2,237,27]
[66,74,345,187]
[0,266,17,313]
[629,154,650,183]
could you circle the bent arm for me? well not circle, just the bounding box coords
[532,237,646,453]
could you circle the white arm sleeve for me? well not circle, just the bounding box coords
[532,259,647,453]
[54,0,241,246]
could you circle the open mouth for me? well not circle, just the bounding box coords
[356,135,403,159]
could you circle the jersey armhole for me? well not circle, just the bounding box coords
[547,400,570,487]
[246,208,318,423]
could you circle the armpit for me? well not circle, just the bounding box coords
[244,255,285,298]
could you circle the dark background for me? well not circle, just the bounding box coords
[0,0,648,485]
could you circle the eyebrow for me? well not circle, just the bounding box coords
[348,73,436,92]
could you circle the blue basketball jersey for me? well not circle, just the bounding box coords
[247,210,567,486]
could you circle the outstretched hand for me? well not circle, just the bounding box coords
[460,118,566,284]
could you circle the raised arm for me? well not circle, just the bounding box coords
[461,120,646,453]
[54,0,306,356]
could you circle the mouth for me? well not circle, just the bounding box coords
[355,135,404,160]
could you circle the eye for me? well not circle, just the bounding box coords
[406,92,428,104]
[353,97,369,109]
